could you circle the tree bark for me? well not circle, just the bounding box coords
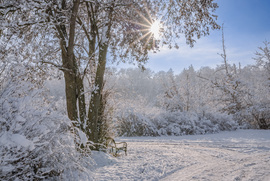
[63,56,78,121]
[61,0,80,122]
[77,75,86,129]
[87,43,108,144]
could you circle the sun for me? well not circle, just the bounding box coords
[126,6,163,50]
[150,20,161,39]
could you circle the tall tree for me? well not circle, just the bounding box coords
[0,0,220,145]
[207,27,251,115]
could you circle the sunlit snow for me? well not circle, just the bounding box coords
[92,130,270,181]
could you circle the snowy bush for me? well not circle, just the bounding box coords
[155,111,237,136]
[0,78,93,180]
[235,104,270,129]
[115,108,158,137]
[114,102,238,137]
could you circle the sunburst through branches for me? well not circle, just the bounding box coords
[127,5,162,51]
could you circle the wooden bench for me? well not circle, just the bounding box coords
[105,137,127,156]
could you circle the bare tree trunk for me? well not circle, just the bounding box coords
[63,57,78,121]
[88,43,108,144]
[77,75,86,129]
[61,0,80,122]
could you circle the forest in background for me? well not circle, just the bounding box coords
[94,41,270,135]
[44,40,270,137]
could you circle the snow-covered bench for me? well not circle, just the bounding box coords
[105,137,127,156]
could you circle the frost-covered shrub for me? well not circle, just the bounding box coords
[115,108,158,136]
[112,98,161,137]
[202,112,238,131]
[0,79,93,180]
[156,111,237,136]
[235,104,270,129]
[114,106,238,137]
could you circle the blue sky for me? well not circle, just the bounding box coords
[111,0,270,73]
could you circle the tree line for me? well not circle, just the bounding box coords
[105,40,270,133]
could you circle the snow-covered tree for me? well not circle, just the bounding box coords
[247,41,270,129]
[202,27,251,116]
[160,69,185,112]
[254,41,270,88]
[0,0,220,144]
[177,65,198,112]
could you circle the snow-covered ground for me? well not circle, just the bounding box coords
[92,130,270,181]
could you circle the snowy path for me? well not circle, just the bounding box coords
[92,130,270,181]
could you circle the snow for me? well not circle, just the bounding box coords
[76,127,88,146]
[0,132,35,151]
[92,130,270,181]
[91,151,117,168]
